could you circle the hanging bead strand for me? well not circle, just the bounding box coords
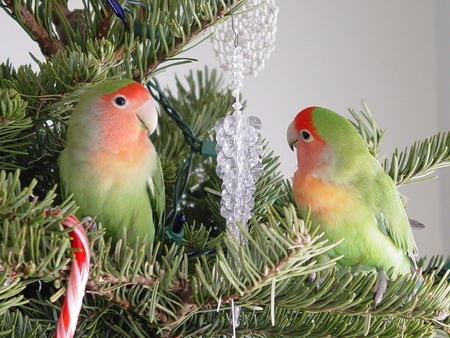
[212,1,278,335]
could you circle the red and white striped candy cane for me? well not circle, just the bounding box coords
[46,211,90,338]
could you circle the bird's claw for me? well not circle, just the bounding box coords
[309,272,327,289]
[309,272,316,284]
[371,269,389,307]
[80,216,97,232]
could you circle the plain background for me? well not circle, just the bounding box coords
[0,1,448,258]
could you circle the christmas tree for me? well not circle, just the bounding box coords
[0,0,450,337]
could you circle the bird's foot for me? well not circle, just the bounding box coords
[309,272,327,289]
[309,272,316,284]
[371,269,389,307]
[80,216,97,232]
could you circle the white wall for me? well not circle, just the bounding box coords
[1,1,448,258]
[436,1,450,258]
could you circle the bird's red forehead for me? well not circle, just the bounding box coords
[100,82,151,101]
[294,106,324,142]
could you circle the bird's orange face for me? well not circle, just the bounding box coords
[287,107,329,176]
[288,107,353,220]
[99,82,157,135]
[92,82,158,153]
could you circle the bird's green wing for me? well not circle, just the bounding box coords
[374,173,418,256]
[148,154,165,228]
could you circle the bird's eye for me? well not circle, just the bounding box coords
[113,95,127,108]
[300,129,314,142]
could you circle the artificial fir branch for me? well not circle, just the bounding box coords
[95,6,113,40]
[2,96,449,337]
[348,102,450,185]
[348,101,384,157]
[0,1,449,335]
[138,5,233,79]
[0,88,32,170]
[385,131,450,186]
[0,0,245,82]
[0,310,54,336]
[1,0,63,56]
[1,168,450,336]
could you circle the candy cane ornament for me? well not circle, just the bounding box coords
[46,210,90,338]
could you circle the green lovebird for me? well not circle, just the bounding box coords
[287,106,420,305]
[59,79,165,246]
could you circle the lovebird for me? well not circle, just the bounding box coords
[59,79,165,246]
[287,106,420,305]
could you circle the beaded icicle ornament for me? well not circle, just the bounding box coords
[212,0,279,77]
[213,0,278,244]
[212,1,278,335]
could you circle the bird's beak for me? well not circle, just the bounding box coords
[136,99,158,135]
[287,121,297,151]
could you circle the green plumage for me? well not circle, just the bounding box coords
[59,80,165,246]
[289,107,418,278]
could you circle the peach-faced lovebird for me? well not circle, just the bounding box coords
[287,106,420,305]
[59,79,164,245]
